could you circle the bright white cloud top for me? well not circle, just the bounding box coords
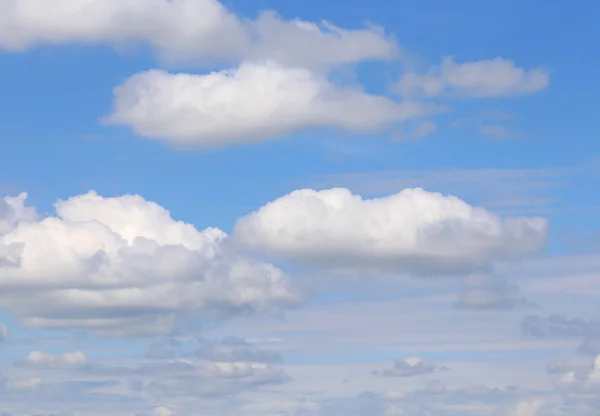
[397,57,549,98]
[0,191,300,337]
[105,61,425,147]
[233,187,548,275]
[0,0,396,67]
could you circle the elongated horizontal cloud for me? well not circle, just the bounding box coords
[396,57,549,98]
[105,61,426,147]
[0,191,300,337]
[374,357,447,377]
[233,187,548,276]
[0,0,396,67]
[456,274,528,310]
[196,336,283,363]
[16,351,88,370]
[100,356,290,398]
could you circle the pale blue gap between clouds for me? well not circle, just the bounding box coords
[0,0,599,415]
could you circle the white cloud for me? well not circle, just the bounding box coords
[233,187,548,276]
[0,323,6,343]
[16,351,88,370]
[0,0,396,67]
[0,193,37,234]
[105,61,426,147]
[152,406,173,416]
[507,399,544,416]
[396,57,549,98]
[0,191,300,337]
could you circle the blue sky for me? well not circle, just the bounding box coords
[0,1,599,415]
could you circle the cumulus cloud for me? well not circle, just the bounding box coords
[233,187,548,276]
[374,357,447,377]
[0,0,396,67]
[105,61,426,147]
[0,191,300,337]
[396,57,549,98]
[456,274,529,310]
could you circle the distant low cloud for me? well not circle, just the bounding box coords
[196,336,283,363]
[374,357,448,377]
[392,121,438,141]
[521,315,600,339]
[478,124,524,140]
[522,315,600,356]
[396,57,549,98]
[15,351,88,370]
[456,274,530,310]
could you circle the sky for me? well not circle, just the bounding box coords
[0,0,599,415]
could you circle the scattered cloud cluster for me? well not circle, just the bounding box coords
[0,1,549,146]
[0,1,586,416]
[0,191,300,337]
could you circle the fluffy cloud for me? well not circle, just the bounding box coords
[396,57,549,98]
[0,0,396,67]
[374,357,447,377]
[0,191,300,337]
[233,187,548,276]
[105,61,425,147]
